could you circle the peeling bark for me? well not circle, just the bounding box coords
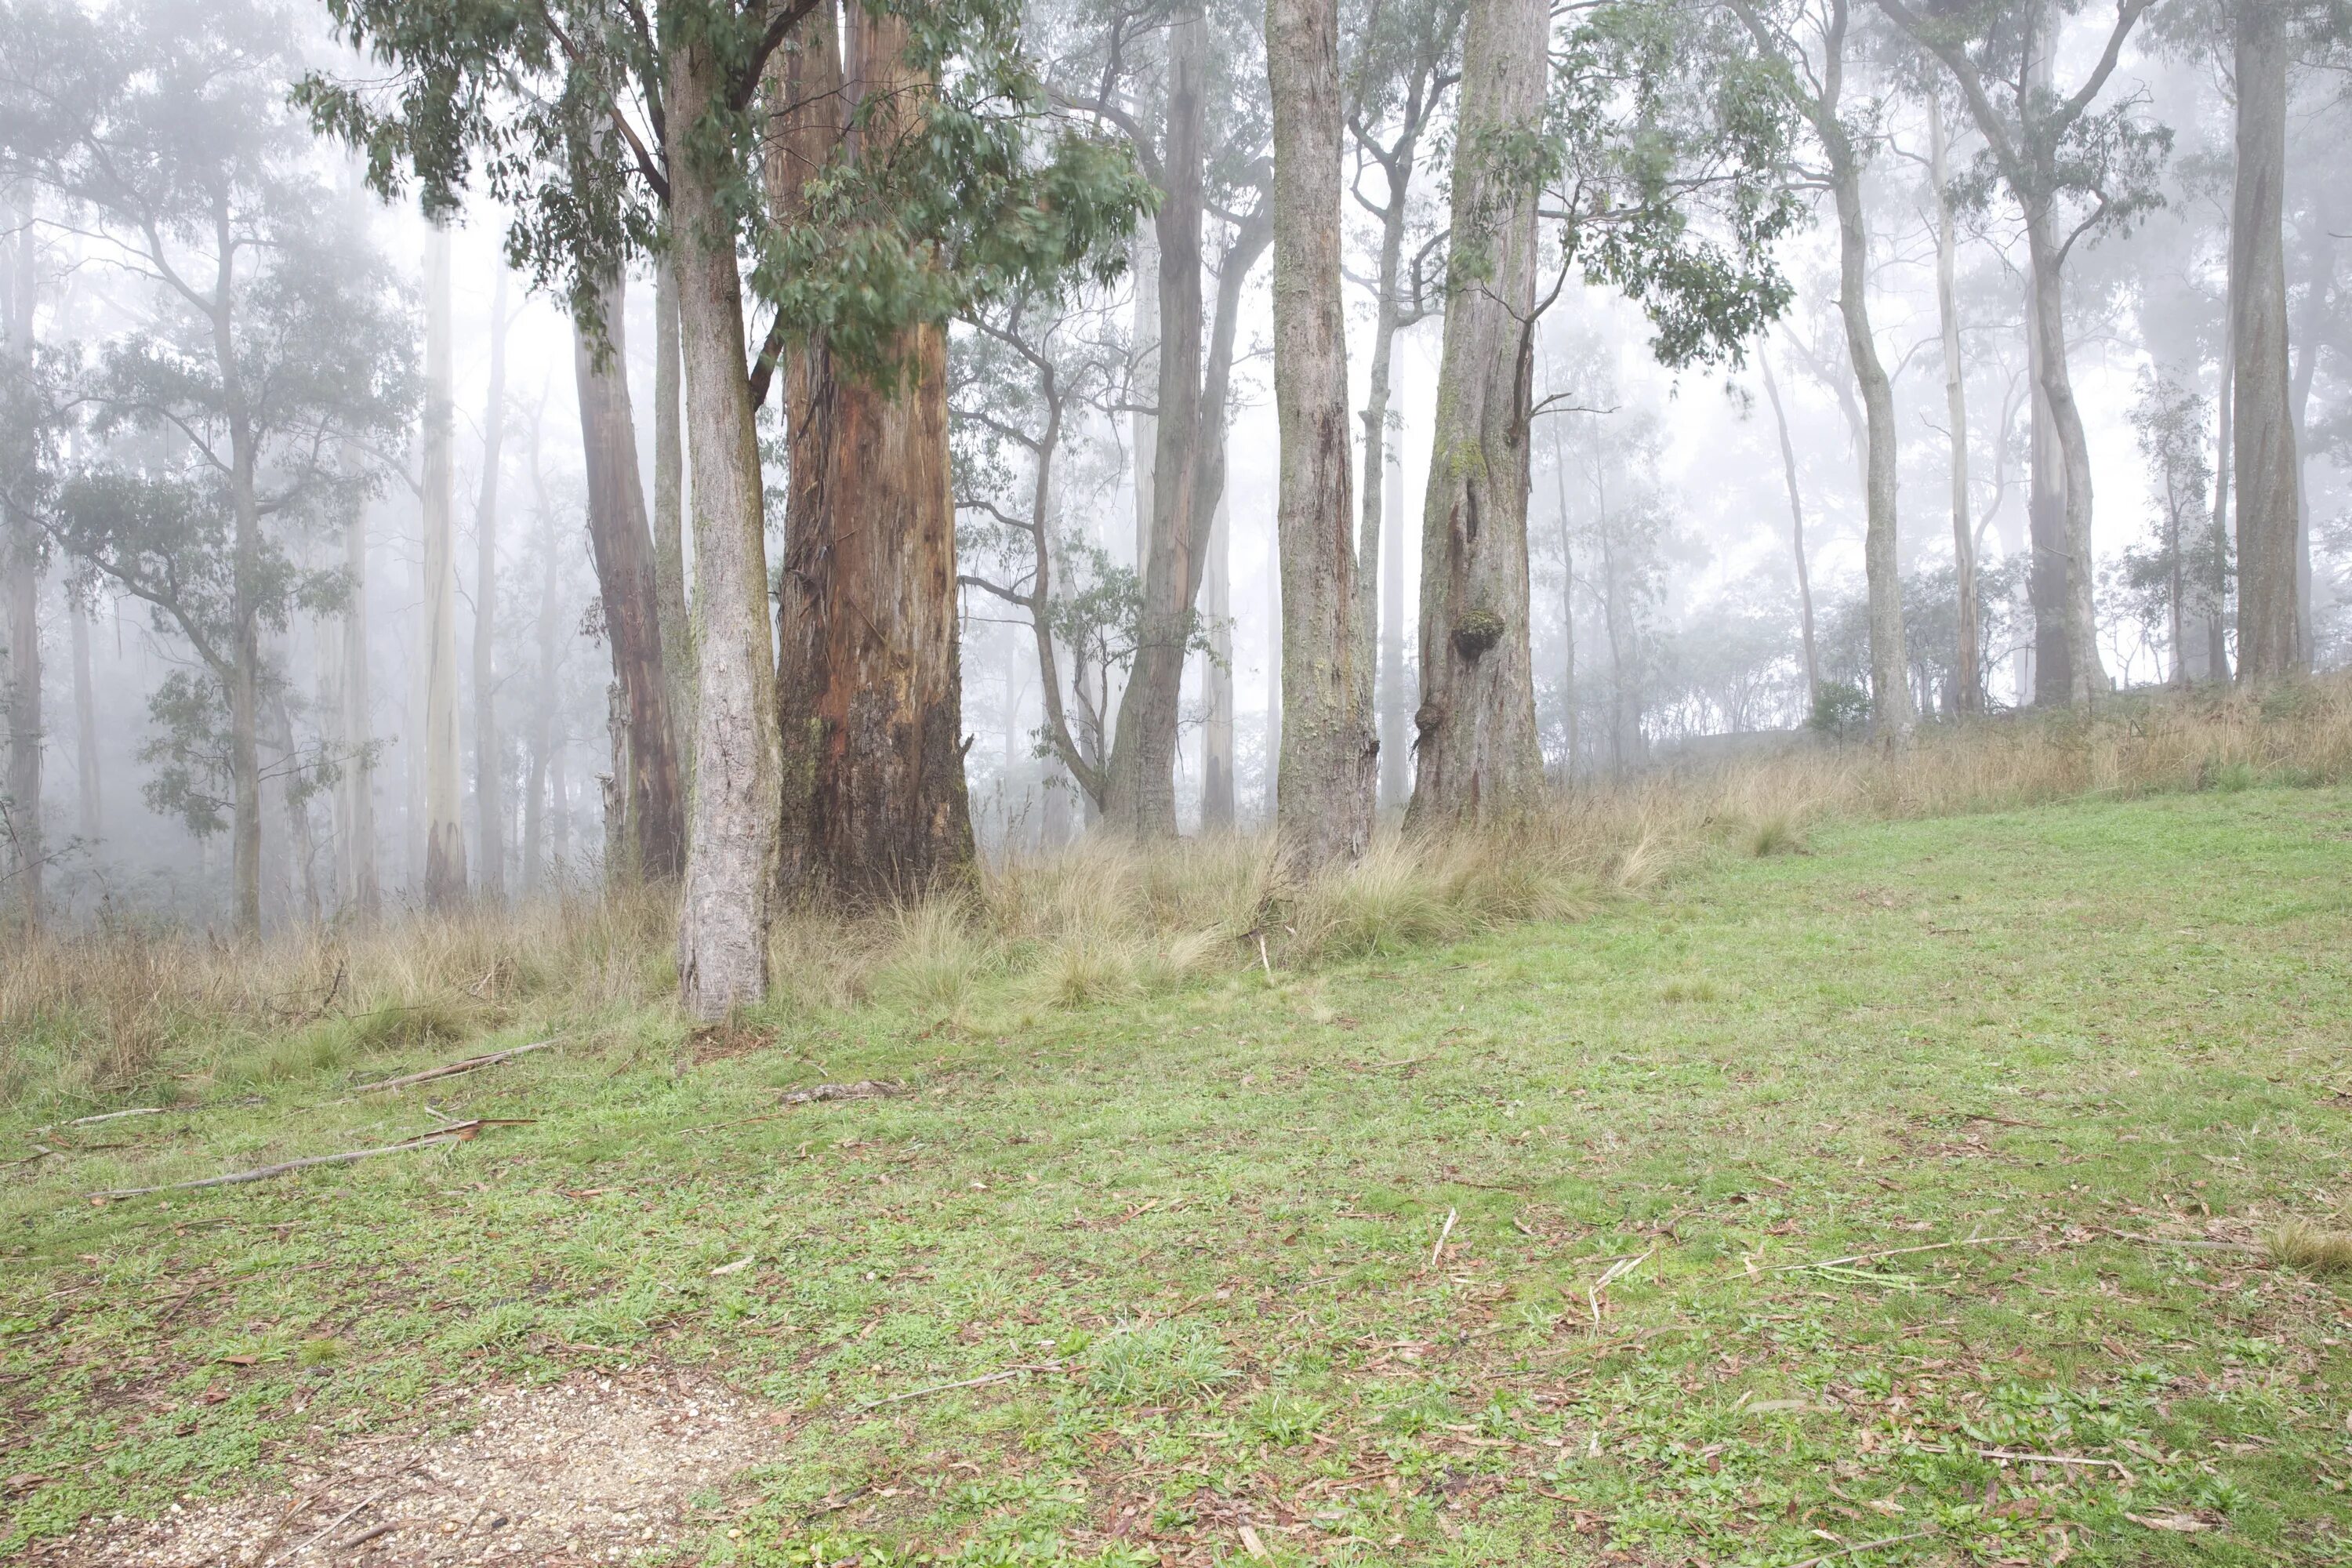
[2231,0,2301,681]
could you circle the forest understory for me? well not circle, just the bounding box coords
[2,689,2350,1566]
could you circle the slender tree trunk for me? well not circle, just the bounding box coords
[523,433,562,895]
[422,223,466,906]
[263,677,321,926]
[339,491,379,916]
[1203,492,1236,827]
[1548,417,1577,774]
[1263,562,1281,822]
[1379,437,1410,807]
[1353,120,1417,723]
[3,482,36,932]
[473,263,509,903]
[1930,96,1980,714]
[1822,113,1911,738]
[573,274,684,884]
[772,5,975,900]
[1760,356,1818,710]
[652,256,695,764]
[4,218,37,927]
[2207,309,2235,681]
[2231,0,2301,681]
[70,599,97,838]
[1406,0,1546,825]
[1269,0,1375,867]
[2166,471,2187,687]
[2288,240,2328,666]
[669,40,780,1016]
[2024,257,2067,702]
[1102,6,1208,837]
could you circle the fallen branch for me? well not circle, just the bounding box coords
[60,1107,167,1128]
[1976,1447,2133,1479]
[2093,1225,2263,1255]
[1773,1529,1939,1567]
[90,1120,528,1200]
[856,1360,1062,1410]
[682,1081,906,1134]
[1743,1236,2024,1278]
[1588,1250,1653,1325]
[338,1037,564,1098]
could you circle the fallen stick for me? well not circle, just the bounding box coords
[1976,1447,2132,1478]
[1773,1529,1939,1568]
[338,1037,563,1098]
[60,1107,167,1128]
[1429,1207,1458,1270]
[682,1081,906,1134]
[2092,1225,2263,1255]
[90,1120,526,1200]
[337,1523,395,1550]
[857,1362,1062,1410]
[1744,1236,2024,1278]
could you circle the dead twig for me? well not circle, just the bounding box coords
[1976,1447,2133,1480]
[337,1523,395,1550]
[857,1360,1062,1410]
[1588,1250,1653,1325]
[271,1466,416,1566]
[1773,1529,1939,1567]
[681,1081,906,1134]
[1741,1235,2025,1278]
[336,1037,564,1098]
[1429,1207,1458,1270]
[2093,1225,2263,1255]
[58,1107,167,1129]
[90,1120,532,1200]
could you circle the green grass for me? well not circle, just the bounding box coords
[6,787,2352,1565]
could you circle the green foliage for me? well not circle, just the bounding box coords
[300,0,1149,377]
[1538,1,1805,368]
[1807,677,1869,739]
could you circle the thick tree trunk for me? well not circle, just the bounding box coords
[422,223,466,907]
[652,256,696,761]
[1930,96,1980,714]
[1378,441,1409,808]
[1827,124,1912,741]
[1759,356,1818,710]
[2231,0,2301,682]
[1261,568,1280,822]
[1269,0,1375,866]
[771,5,975,901]
[1102,6,1208,837]
[669,38,781,1016]
[1202,492,1235,827]
[1406,0,1545,825]
[473,263,508,903]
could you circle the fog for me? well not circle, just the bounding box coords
[2,0,2343,933]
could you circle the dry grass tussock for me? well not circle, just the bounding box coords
[7,677,2350,1108]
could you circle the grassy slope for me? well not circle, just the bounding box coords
[5,787,2350,1566]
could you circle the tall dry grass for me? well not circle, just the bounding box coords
[7,677,2350,1108]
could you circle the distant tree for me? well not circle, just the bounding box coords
[0,0,416,935]
[1878,0,2172,707]
[2124,368,2220,684]
[1726,0,1913,744]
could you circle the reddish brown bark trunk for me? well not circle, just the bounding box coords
[769,5,975,902]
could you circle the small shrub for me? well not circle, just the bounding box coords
[2266,1219,2352,1276]
[1809,680,1871,739]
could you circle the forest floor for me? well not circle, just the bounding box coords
[5,786,2351,1566]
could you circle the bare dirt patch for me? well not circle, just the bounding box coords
[35,1367,784,1566]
